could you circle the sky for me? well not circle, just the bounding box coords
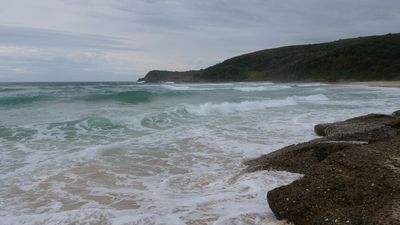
[0,0,399,82]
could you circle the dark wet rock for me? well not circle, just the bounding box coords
[267,135,400,225]
[242,111,400,225]
[314,113,399,142]
[388,119,400,129]
[242,139,366,174]
[393,110,400,117]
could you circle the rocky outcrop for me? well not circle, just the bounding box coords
[393,110,400,117]
[314,114,399,141]
[268,136,400,225]
[244,111,400,225]
[242,139,366,174]
[138,70,202,83]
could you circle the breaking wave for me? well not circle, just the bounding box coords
[140,94,330,127]
[161,85,219,91]
[0,88,23,92]
[0,95,51,107]
[141,107,192,129]
[0,125,37,141]
[0,117,124,141]
[45,117,124,138]
[184,98,297,116]
[80,91,154,104]
[161,84,291,92]
[233,85,291,92]
[292,94,329,101]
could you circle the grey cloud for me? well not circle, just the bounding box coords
[105,0,400,31]
[0,26,140,51]
[0,0,399,81]
[0,56,136,82]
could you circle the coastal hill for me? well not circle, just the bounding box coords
[139,33,400,82]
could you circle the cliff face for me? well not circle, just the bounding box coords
[138,70,203,83]
[139,33,400,83]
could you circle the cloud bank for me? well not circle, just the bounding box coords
[0,0,399,81]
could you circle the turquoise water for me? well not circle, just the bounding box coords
[0,82,399,225]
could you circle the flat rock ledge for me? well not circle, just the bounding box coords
[243,111,400,225]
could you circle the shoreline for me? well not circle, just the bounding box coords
[135,80,400,88]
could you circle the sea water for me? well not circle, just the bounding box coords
[0,82,399,225]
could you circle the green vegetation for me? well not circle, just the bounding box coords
[140,33,400,82]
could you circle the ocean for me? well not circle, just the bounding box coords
[0,82,399,225]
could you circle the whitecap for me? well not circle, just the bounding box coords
[233,85,291,92]
[161,85,192,91]
[233,87,270,92]
[184,98,297,116]
[291,83,329,87]
[161,85,218,91]
[292,94,329,101]
[182,94,329,116]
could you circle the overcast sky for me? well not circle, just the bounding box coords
[0,0,399,82]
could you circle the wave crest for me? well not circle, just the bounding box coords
[183,94,329,116]
[45,117,124,138]
[292,94,329,101]
[141,107,191,129]
[161,84,291,92]
[0,95,51,107]
[185,98,297,116]
[140,94,330,125]
[233,85,291,92]
[81,91,154,104]
[0,125,37,140]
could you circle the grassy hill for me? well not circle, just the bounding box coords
[139,33,400,82]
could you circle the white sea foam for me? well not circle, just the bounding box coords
[184,94,329,116]
[185,98,297,116]
[161,85,193,90]
[233,85,290,92]
[161,85,218,91]
[162,84,291,92]
[292,94,329,101]
[0,209,112,225]
[291,83,328,87]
